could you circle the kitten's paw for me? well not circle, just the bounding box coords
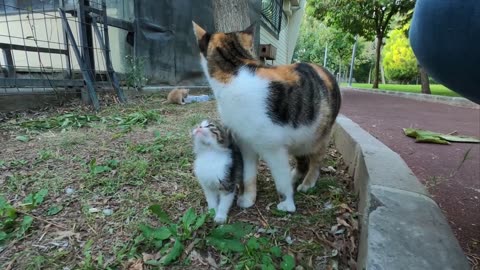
[297,182,315,193]
[214,215,227,224]
[277,200,296,212]
[237,194,255,208]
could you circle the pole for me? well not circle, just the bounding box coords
[323,44,328,67]
[348,35,358,86]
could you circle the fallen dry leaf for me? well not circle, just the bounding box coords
[53,230,80,241]
[142,252,161,262]
[336,217,351,228]
[126,259,143,270]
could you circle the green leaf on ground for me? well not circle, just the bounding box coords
[16,135,30,142]
[140,224,172,240]
[280,254,295,270]
[182,208,197,228]
[16,215,33,238]
[403,128,480,144]
[47,205,63,216]
[160,239,184,265]
[148,205,172,224]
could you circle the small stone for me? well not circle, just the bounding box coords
[285,236,294,245]
[65,187,75,195]
[103,209,113,216]
[88,208,100,213]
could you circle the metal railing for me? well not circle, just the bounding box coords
[0,0,131,110]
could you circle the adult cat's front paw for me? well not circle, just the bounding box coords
[237,193,255,208]
[277,200,296,212]
[214,215,227,224]
[297,182,315,193]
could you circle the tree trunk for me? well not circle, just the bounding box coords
[373,34,383,89]
[212,0,250,32]
[419,65,431,94]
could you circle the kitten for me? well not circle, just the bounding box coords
[192,22,341,212]
[192,119,243,224]
[165,88,189,105]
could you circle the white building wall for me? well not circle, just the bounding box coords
[259,0,305,65]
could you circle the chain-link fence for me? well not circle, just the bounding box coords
[0,0,131,110]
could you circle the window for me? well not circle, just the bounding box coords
[261,0,283,36]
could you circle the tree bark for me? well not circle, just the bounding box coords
[212,0,250,32]
[372,34,383,89]
[419,65,431,94]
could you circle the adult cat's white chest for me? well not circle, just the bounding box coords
[194,150,231,188]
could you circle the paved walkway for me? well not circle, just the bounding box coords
[340,89,480,257]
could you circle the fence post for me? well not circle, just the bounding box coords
[2,49,15,77]
[78,0,95,104]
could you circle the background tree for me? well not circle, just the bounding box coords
[212,0,250,32]
[307,0,415,88]
[382,27,418,84]
[294,14,375,82]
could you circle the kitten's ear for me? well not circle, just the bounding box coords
[192,21,207,40]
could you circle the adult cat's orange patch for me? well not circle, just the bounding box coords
[256,65,300,84]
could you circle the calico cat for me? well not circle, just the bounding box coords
[165,88,189,105]
[192,22,341,213]
[192,119,243,223]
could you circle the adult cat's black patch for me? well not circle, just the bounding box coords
[266,63,328,128]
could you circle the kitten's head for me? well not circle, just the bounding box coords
[179,88,189,98]
[192,119,230,153]
[192,22,256,62]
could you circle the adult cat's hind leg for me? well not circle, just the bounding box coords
[291,156,309,183]
[263,148,296,212]
[297,135,329,192]
[237,142,258,208]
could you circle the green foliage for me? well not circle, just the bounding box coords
[139,206,213,266]
[138,206,296,268]
[15,135,30,142]
[20,113,102,131]
[383,26,418,83]
[308,0,415,86]
[0,190,48,243]
[125,55,148,91]
[307,0,414,39]
[110,110,162,134]
[87,159,119,175]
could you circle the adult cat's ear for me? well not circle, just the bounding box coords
[192,21,207,40]
[242,22,257,36]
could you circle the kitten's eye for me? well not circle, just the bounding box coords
[206,124,214,128]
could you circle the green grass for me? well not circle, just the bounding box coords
[0,94,358,269]
[342,83,460,97]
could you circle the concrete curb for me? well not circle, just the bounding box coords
[343,87,480,109]
[332,114,470,270]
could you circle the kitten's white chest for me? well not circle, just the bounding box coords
[194,151,231,188]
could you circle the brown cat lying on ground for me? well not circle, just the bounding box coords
[164,88,189,105]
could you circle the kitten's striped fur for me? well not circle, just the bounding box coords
[193,22,341,212]
[192,120,243,223]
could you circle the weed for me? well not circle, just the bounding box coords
[0,189,48,243]
[136,206,297,269]
[8,159,28,168]
[20,113,102,131]
[110,110,162,133]
[125,55,148,91]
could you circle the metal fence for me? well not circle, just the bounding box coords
[0,0,131,110]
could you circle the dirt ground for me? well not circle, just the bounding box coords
[0,94,358,270]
